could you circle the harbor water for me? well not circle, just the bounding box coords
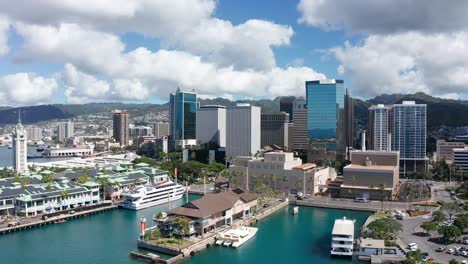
[0,146,70,167]
[0,196,370,264]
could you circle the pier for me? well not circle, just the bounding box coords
[0,202,117,235]
[134,198,289,263]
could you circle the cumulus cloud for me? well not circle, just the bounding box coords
[331,32,468,99]
[297,0,468,34]
[15,23,127,76]
[0,73,57,105]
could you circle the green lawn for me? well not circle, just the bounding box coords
[148,238,194,249]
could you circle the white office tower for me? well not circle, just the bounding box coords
[196,105,226,148]
[226,104,261,159]
[13,116,28,173]
[57,121,74,142]
[26,127,43,141]
[392,101,427,174]
[369,104,391,151]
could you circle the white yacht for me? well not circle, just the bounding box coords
[119,178,186,210]
[330,217,355,257]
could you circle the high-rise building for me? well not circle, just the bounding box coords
[392,101,427,174]
[169,89,197,149]
[112,110,130,146]
[292,97,308,152]
[368,104,392,151]
[57,121,74,143]
[261,112,290,150]
[26,127,43,141]
[129,126,153,137]
[226,104,261,159]
[344,88,355,153]
[196,105,226,148]
[13,116,27,173]
[306,79,346,161]
[453,147,468,174]
[153,123,169,138]
[280,97,295,122]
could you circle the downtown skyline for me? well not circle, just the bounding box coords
[0,0,467,107]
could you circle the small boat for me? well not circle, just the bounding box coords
[36,145,45,152]
[7,144,12,149]
[223,240,233,247]
[215,239,224,245]
[292,206,299,215]
[54,219,66,224]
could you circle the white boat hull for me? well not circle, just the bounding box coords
[119,193,184,210]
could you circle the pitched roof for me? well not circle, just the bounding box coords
[169,190,256,219]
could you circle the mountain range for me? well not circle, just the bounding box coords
[0,92,467,128]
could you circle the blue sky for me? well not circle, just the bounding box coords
[0,0,467,106]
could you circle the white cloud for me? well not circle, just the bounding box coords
[14,23,127,76]
[0,0,215,37]
[61,64,111,103]
[331,32,468,99]
[297,0,468,34]
[0,73,57,105]
[0,16,9,57]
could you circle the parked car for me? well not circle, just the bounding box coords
[462,260,467,264]
[263,204,270,208]
[447,248,455,254]
[422,252,429,261]
[436,246,446,252]
[354,198,367,203]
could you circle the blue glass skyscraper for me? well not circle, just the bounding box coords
[169,89,197,141]
[306,80,346,161]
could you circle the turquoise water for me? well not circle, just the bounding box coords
[186,207,370,264]
[0,197,370,264]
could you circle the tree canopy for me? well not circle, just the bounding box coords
[365,218,403,241]
[441,203,463,219]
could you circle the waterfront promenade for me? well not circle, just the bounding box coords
[290,196,438,212]
[0,202,117,234]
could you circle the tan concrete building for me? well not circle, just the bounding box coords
[436,139,466,163]
[229,151,334,195]
[341,150,400,200]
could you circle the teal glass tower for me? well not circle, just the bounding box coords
[169,89,197,141]
[306,80,346,161]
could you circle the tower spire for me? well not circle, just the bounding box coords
[18,108,21,125]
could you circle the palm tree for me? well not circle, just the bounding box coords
[282,175,288,195]
[60,190,69,210]
[378,184,386,211]
[270,174,276,193]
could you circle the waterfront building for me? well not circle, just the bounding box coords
[436,139,466,163]
[43,147,93,158]
[13,116,27,174]
[345,88,355,154]
[340,150,400,200]
[306,79,346,162]
[153,122,169,139]
[166,188,257,236]
[292,97,308,152]
[392,101,427,174]
[169,88,198,149]
[226,104,261,158]
[112,110,130,146]
[280,97,294,122]
[368,104,392,151]
[261,112,290,150]
[196,105,226,148]
[330,217,354,256]
[229,151,333,195]
[453,147,468,175]
[57,121,74,143]
[25,127,43,141]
